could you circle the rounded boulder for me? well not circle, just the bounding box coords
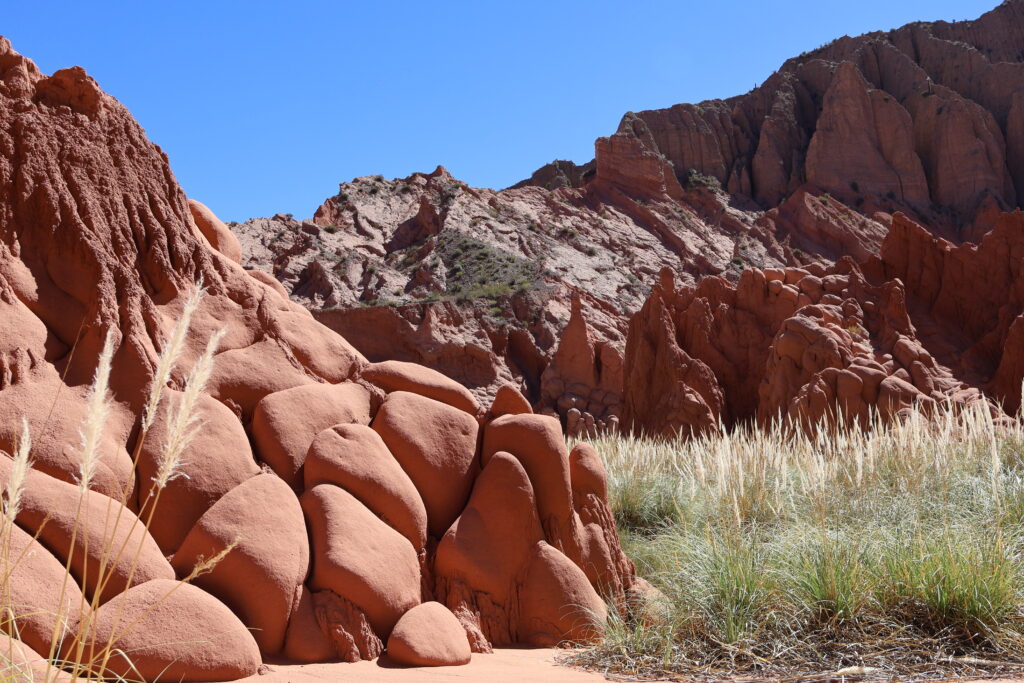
[0,633,70,682]
[304,423,427,552]
[0,457,173,604]
[137,389,260,553]
[483,413,575,543]
[517,542,607,646]
[387,602,471,667]
[302,484,421,638]
[372,391,479,538]
[362,360,480,415]
[1,521,87,656]
[85,579,261,682]
[171,472,309,654]
[188,198,243,264]
[489,383,533,418]
[252,381,371,487]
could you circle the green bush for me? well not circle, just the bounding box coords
[437,231,541,300]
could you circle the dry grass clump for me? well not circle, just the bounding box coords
[568,403,1024,680]
[0,281,235,682]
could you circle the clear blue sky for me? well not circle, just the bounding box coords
[6,1,998,222]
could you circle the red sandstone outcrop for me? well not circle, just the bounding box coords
[0,36,638,682]
[0,522,87,656]
[805,62,930,205]
[539,295,623,437]
[82,579,262,682]
[189,199,243,264]
[611,2,1024,219]
[386,601,472,667]
[865,211,1024,414]
[171,473,309,655]
[621,206,1024,436]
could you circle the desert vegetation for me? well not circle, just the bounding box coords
[569,402,1024,679]
[437,231,542,300]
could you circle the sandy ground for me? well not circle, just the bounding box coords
[234,650,1024,682]
[235,647,607,682]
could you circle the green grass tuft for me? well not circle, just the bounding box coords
[567,404,1024,679]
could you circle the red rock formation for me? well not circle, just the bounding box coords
[386,601,472,667]
[593,122,685,201]
[251,382,371,488]
[806,62,929,205]
[621,270,723,438]
[304,424,428,554]
[489,382,534,418]
[137,389,260,551]
[372,391,480,538]
[0,457,174,603]
[362,359,481,415]
[171,473,309,655]
[539,295,623,437]
[434,451,611,651]
[235,155,788,418]
[622,246,988,436]
[0,522,87,656]
[619,2,1024,219]
[0,36,638,681]
[866,211,1024,413]
[82,579,261,682]
[0,633,67,682]
[188,199,243,264]
[766,188,889,262]
[302,483,422,638]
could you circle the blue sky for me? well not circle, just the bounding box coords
[5,1,998,222]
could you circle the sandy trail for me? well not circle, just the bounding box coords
[232,647,607,682]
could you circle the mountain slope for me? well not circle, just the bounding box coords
[235,1,1024,435]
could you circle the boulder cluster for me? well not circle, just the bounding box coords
[0,37,636,681]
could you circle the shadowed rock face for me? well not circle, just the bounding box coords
[0,37,637,680]
[233,2,1024,439]
[866,211,1024,414]
[622,209,1024,437]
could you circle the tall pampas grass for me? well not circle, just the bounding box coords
[86,325,227,680]
[40,326,117,681]
[153,328,224,491]
[139,278,205,437]
[0,417,32,678]
[77,330,115,494]
[100,278,210,562]
[3,419,31,527]
[568,400,1024,680]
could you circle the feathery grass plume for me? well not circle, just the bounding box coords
[3,419,31,526]
[154,328,225,490]
[78,329,115,494]
[140,277,206,435]
[182,538,239,582]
